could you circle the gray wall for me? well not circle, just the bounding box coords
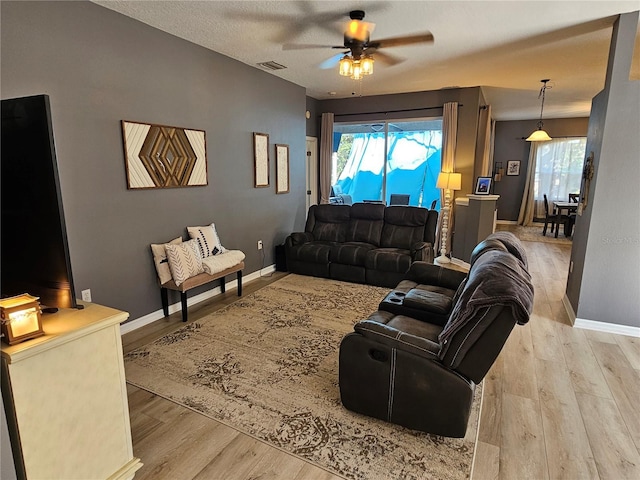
[493,118,589,221]
[318,87,484,197]
[567,12,640,328]
[1,1,308,322]
[306,96,320,138]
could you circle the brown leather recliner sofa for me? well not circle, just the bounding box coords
[338,232,534,437]
[285,203,438,288]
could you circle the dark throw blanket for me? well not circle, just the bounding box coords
[438,249,534,346]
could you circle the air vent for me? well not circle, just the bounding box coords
[257,61,287,71]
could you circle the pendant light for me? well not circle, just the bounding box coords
[526,79,552,142]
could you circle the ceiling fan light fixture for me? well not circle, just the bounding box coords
[527,79,553,142]
[361,55,374,75]
[351,60,363,80]
[339,56,353,76]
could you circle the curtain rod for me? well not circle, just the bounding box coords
[332,104,462,118]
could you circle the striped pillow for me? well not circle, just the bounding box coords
[165,239,204,286]
[187,223,226,258]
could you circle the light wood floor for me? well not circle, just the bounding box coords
[123,242,640,480]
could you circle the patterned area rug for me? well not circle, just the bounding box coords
[125,274,480,480]
[496,223,572,245]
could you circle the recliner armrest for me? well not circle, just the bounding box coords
[404,261,467,290]
[285,232,314,247]
[410,242,433,262]
[354,320,441,360]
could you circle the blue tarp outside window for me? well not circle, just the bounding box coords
[333,123,443,208]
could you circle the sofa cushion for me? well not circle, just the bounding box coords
[330,242,376,266]
[346,203,385,245]
[288,241,334,264]
[308,205,351,243]
[380,206,429,249]
[365,248,412,273]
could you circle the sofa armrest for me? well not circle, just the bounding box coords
[354,319,441,360]
[404,261,467,290]
[411,241,433,262]
[285,232,314,247]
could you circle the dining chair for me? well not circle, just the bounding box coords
[569,193,579,203]
[543,194,570,236]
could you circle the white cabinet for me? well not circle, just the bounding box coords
[1,302,142,479]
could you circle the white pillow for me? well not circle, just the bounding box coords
[150,236,182,285]
[187,223,226,258]
[165,239,204,286]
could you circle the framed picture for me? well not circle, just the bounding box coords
[507,160,520,176]
[275,144,290,194]
[253,132,269,187]
[121,120,207,189]
[474,176,492,195]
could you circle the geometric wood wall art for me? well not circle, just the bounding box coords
[121,120,207,189]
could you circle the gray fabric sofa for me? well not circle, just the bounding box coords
[338,232,534,437]
[285,203,438,288]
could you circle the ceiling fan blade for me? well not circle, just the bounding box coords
[370,50,405,66]
[371,32,434,49]
[282,43,343,51]
[319,53,346,70]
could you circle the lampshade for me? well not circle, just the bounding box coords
[339,56,353,77]
[436,172,462,190]
[351,61,363,80]
[526,128,552,142]
[361,56,374,75]
[527,79,552,142]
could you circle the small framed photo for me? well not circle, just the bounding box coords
[474,176,492,195]
[507,160,520,176]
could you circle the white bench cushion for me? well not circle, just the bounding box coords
[201,250,246,275]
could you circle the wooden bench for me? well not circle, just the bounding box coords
[160,261,244,322]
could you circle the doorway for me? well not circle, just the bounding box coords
[305,136,318,211]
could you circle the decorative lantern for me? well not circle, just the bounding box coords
[0,294,45,345]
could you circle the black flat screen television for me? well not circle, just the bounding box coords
[1,94,78,310]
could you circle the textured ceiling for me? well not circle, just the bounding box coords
[93,1,640,121]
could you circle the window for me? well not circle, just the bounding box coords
[332,119,443,207]
[534,137,586,217]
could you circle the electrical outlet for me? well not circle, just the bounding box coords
[257,240,263,250]
[81,289,92,302]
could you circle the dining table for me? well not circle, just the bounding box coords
[553,201,579,237]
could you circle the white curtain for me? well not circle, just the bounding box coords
[518,137,587,223]
[517,142,538,226]
[533,137,587,217]
[436,102,459,254]
[319,112,334,204]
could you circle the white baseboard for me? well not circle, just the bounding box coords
[563,294,639,337]
[574,319,640,337]
[495,220,518,225]
[120,265,276,335]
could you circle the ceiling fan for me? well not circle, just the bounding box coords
[283,10,434,78]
